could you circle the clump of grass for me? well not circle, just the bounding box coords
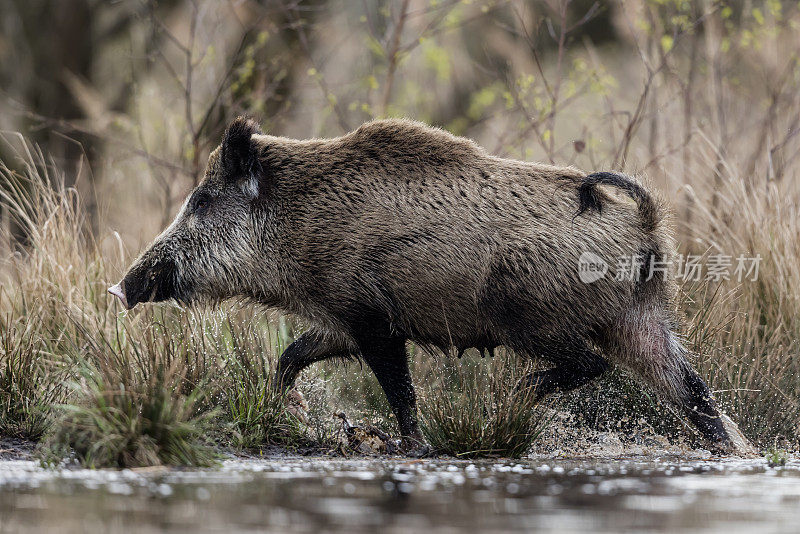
[40,322,217,468]
[0,311,68,440]
[0,145,213,466]
[211,318,302,449]
[43,367,216,468]
[764,446,789,468]
[220,361,301,449]
[419,352,552,458]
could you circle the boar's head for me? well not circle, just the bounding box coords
[108,117,270,309]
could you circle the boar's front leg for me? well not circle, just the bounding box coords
[274,330,351,393]
[356,333,430,456]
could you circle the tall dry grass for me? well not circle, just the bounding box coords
[0,141,313,465]
[682,176,800,447]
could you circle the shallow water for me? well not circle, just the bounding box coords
[1,454,799,533]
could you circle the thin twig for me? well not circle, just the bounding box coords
[379,0,411,118]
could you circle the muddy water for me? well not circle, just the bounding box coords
[1,454,799,533]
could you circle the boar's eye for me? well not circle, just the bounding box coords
[192,193,210,215]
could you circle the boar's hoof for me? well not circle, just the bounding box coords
[399,434,433,458]
[711,414,758,457]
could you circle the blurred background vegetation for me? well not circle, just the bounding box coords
[2,0,796,243]
[1,0,799,464]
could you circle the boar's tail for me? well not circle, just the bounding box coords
[576,171,660,233]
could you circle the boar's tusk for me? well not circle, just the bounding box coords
[108,282,129,309]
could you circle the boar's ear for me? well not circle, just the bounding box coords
[221,116,263,198]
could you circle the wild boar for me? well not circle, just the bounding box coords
[109,117,753,455]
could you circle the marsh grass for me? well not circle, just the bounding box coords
[42,344,217,468]
[216,339,301,449]
[680,178,800,448]
[2,130,799,463]
[0,312,67,440]
[0,144,305,466]
[3,0,800,461]
[764,446,789,468]
[419,352,552,458]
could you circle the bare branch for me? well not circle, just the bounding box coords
[379,0,411,118]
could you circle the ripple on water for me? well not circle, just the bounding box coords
[1,455,800,533]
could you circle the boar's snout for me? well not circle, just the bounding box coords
[109,252,179,310]
[107,281,129,309]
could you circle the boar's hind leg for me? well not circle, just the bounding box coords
[678,364,729,446]
[274,330,352,392]
[519,343,609,399]
[356,334,426,451]
[598,310,733,451]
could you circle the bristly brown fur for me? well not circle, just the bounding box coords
[114,116,749,454]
